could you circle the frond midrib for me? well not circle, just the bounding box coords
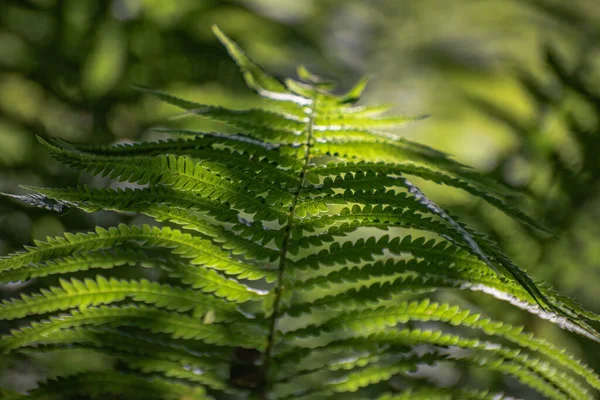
[261,90,318,393]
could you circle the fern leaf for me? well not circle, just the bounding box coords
[310,161,541,231]
[0,276,244,322]
[24,186,279,261]
[0,249,265,303]
[284,299,600,392]
[0,224,275,281]
[66,133,302,182]
[1,26,599,399]
[277,352,447,399]
[25,371,211,400]
[24,185,239,221]
[21,335,234,393]
[312,140,537,211]
[309,353,444,395]
[0,305,265,353]
[281,332,590,399]
[290,258,599,341]
[0,249,148,283]
[39,138,292,217]
[211,26,306,105]
[120,356,235,393]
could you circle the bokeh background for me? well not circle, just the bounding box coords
[1,0,599,397]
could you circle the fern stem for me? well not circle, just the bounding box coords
[260,98,317,397]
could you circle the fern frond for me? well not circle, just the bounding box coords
[290,235,486,279]
[280,335,590,399]
[0,305,265,353]
[312,141,536,211]
[284,299,600,392]
[38,138,291,221]
[277,348,576,399]
[309,353,445,396]
[135,86,308,143]
[0,248,148,283]
[24,186,279,261]
[297,186,564,328]
[118,355,235,393]
[68,133,302,183]
[0,224,276,281]
[0,249,264,303]
[310,161,540,231]
[289,326,598,398]
[21,335,234,393]
[212,26,305,104]
[289,257,598,340]
[278,352,447,399]
[27,185,239,221]
[0,276,244,322]
[1,25,599,399]
[24,371,211,400]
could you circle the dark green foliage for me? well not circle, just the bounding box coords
[1,27,599,399]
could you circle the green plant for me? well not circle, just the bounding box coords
[1,26,599,399]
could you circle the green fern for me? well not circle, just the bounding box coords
[1,26,599,399]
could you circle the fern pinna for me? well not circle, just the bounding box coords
[1,26,599,400]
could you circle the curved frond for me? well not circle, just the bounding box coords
[1,26,598,400]
[0,224,276,281]
[24,186,279,261]
[0,276,244,322]
[0,305,265,353]
[38,138,290,221]
[24,372,211,400]
[310,161,540,231]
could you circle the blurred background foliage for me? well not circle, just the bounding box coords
[1,0,600,397]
